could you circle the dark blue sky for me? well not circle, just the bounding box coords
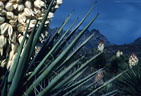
[50,0,141,44]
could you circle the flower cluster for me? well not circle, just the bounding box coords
[95,70,104,86]
[0,0,62,69]
[129,53,139,68]
[116,50,123,57]
[97,40,104,52]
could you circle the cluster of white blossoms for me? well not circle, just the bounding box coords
[116,50,123,57]
[0,0,62,69]
[129,53,139,68]
[97,40,104,52]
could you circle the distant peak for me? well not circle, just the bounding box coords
[132,37,141,45]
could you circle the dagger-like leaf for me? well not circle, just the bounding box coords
[56,32,96,73]
[25,13,99,95]
[26,14,72,82]
[87,69,128,96]
[54,2,97,55]
[34,17,78,76]
[37,59,80,96]
[29,0,55,58]
[8,21,36,96]
[51,52,102,95]
[63,68,104,96]
[8,17,31,86]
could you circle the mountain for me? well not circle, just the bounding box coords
[49,28,111,49]
[106,37,141,58]
[48,27,141,58]
[74,29,111,49]
[132,37,141,45]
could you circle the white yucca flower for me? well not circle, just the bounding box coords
[6,12,15,20]
[34,8,42,17]
[48,12,54,19]
[18,13,26,24]
[13,3,18,10]
[29,19,37,28]
[24,8,34,17]
[0,23,10,34]
[0,0,62,69]
[7,24,13,40]
[98,40,104,52]
[9,16,17,27]
[55,5,59,9]
[0,35,7,56]
[25,0,32,9]
[116,50,123,57]
[0,1,4,11]
[129,53,139,68]
[0,59,6,68]
[0,23,13,37]
[0,16,5,24]
[18,34,24,44]
[18,4,24,12]
[5,2,14,11]
[120,51,123,55]
[17,24,26,32]
[0,9,6,16]
[45,20,50,25]
[34,0,45,9]
[9,32,16,43]
[57,0,63,5]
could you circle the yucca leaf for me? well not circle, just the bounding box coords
[55,32,96,73]
[66,67,87,87]
[27,21,39,59]
[87,69,128,96]
[26,14,72,82]
[52,52,103,95]
[63,68,104,96]
[35,14,74,60]
[24,21,39,76]
[102,90,118,96]
[1,76,7,96]
[7,17,31,86]
[75,79,97,96]
[34,18,78,76]
[50,13,72,43]
[52,68,87,96]
[29,0,55,58]
[25,34,51,74]
[64,2,96,41]
[25,13,99,95]
[54,2,97,55]
[1,70,9,96]
[53,17,78,55]
[8,21,36,96]
[37,59,80,96]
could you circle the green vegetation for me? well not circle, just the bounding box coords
[0,0,140,96]
[116,66,141,96]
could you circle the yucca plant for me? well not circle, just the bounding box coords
[116,65,141,96]
[0,0,128,96]
[0,0,62,69]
